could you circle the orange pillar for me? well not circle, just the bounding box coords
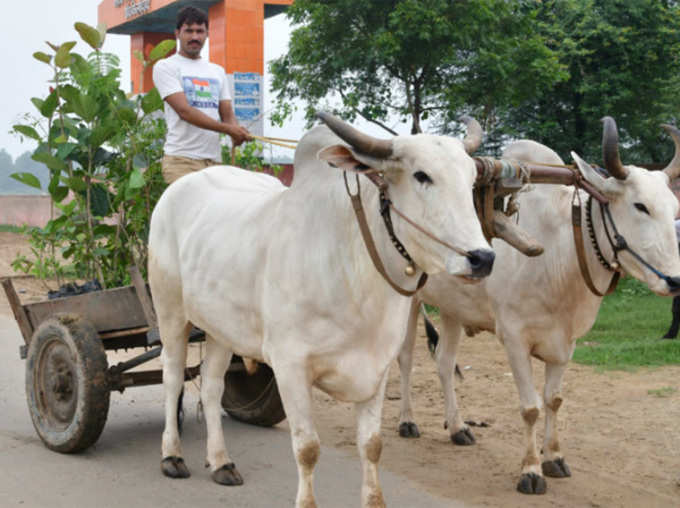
[209,0,264,74]
[130,32,176,94]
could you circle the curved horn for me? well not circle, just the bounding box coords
[661,124,680,180]
[316,111,393,158]
[461,115,483,154]
[601,116,628,180]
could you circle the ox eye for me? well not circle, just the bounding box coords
[413,171,433,185]
[634,203,650,215]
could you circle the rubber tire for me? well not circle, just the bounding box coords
[25,314,110,453]
[221,355,286,427]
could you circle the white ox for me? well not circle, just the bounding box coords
[148,113,495,507]
[397,117,680,494]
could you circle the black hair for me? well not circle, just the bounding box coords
[176,6,209,30]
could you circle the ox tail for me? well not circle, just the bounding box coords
[420,304,463,381]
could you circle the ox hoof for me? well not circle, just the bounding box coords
[212,462,244,486]
[516,473,547,495]
[451,428,476,446]
[542,458,571,478]
[161,456,190,479]
[398,422,420,438]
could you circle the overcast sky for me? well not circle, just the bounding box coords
[0,1,406,163]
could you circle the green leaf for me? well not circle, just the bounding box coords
[66,176,87,192]
[117,106,137,125]
[149,39,176,62]
[90,184,111,216]
[133,50,145,63]
[141,88,163,114]
[74,22,102,51]
[10,172,42,190]
[128,168,146,189]
[39,91,59,118]
[59,84,81,104]
[31,98,44,113]
[51,186,69,202]
[55,41,77,68]
[90,124,115,148]
[13,125,41,141]
[33,52,52,64]
[32,151,67,172]
[45,41,60,52]
[69,53,90,76]
[56,142,78,160]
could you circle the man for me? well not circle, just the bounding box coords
[153,6,251,184]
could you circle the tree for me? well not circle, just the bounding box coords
[270,0,565,136]
[498,0,680,163]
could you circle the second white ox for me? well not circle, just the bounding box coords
[397,117,680,494]
[148,113,494,507]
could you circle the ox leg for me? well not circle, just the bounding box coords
[201,336,242,485]
[397,298,421,438]
[274,365,320,508]
[504,341,546,495]
[356,372,388,508]
[662,295,680,339]
[541,362,571,479]
[160,321,191,479]
[436,313,473,446]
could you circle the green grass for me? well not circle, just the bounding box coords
[0,224,22,233]
[573,277,680,369]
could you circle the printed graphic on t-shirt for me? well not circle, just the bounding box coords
[182,76,220,109]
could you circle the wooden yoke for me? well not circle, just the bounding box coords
[471,157,590,257]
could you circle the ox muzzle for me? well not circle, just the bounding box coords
[468,248,496,278]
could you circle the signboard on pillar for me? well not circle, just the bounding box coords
[231,72,264,137]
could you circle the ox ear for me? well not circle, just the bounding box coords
[571,151,623,198]
[317,145,383,172]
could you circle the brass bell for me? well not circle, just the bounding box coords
[405,263,416,276]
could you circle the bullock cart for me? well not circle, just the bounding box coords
[1,267,285,453]
[0,158,582,455]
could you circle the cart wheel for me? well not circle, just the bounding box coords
[221,356,286,427]
[25,314,110,453]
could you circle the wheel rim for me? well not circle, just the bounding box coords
[34,337,78,430]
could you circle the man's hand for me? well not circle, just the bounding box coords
[224,124,252,147]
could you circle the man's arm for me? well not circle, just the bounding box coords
[219,100,251,147]
[163,93,251,147]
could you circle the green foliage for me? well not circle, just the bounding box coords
[573,277,680,369]
[10,22,174,288]
[498,0,680,163]
[221,141,284,177]
[270,0,564,134]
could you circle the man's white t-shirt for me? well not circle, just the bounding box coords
[153,54,232,161]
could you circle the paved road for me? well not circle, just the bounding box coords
[0,314,462,507]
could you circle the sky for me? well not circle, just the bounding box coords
[0,1,404,163]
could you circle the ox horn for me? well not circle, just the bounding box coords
[601,116,629,180]
[661,124,680,180]
[317,111,393,158]
[461,115,483,154]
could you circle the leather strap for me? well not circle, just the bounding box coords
[347,185,428,297]
[572,195,620,297]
